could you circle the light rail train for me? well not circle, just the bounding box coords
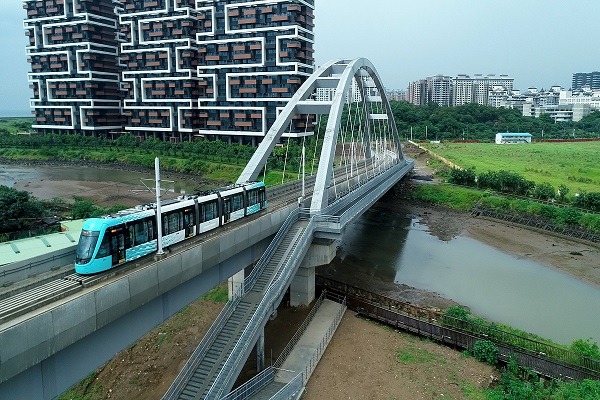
[75,181,267,274]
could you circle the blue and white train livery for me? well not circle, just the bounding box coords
[75,181,267,275]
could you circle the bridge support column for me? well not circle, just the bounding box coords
[290,239,339,307]
[228,271,245,300]
[256,329,265,372]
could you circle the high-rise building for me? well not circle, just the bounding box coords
[572,71,600,91]
[24,0,315,144]
[452,74,513,106]
[426,75,452,106]
[407,79,426,105]
[23,0,122,134]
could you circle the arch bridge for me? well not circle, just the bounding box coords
[164,58,414,399]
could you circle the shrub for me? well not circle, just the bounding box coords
[473,340,498,365]
[532,182,555,200]
[444,305,470,320]
[448,167,476,186]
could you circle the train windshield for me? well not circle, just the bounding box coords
[76,230,100,264]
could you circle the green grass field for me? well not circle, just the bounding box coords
[423,141,600,194]
[0,118,33,134]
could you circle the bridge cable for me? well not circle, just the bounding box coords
[281,123,292,185]
[297,113,310,180]
[311,113,321,177]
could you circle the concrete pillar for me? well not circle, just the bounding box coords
[256,329,265,372]
[290,239,339,307]
[228,270,244,300]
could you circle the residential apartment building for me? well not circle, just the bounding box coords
[426,75,452,106]
[452,74,513,106]
[407,74,512,108]
[24,0,315,144]
[407,79,426,105]
[23,0,122,134]
[406,75,451,106]
[572,71,600,91]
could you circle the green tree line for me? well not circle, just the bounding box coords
[389,101,600,141]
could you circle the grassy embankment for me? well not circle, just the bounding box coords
[423,141,600,194]
[0,146,298,188]
[410,141,600,233]
[0,118,33,134]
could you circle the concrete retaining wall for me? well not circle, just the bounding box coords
[0,204,296,399]
[0,247,76,288]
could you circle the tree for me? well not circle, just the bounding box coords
[0,186,46,233]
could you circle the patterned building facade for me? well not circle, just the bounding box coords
[24,0,315,143]
[23,0,122,134]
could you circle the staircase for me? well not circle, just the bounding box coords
[163,214,310,400]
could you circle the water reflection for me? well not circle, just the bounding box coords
[335,207,600,345]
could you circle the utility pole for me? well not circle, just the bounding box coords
[155,157,164,255]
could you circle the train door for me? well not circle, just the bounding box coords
[222,196,232,224]
[183,207,194,238]
[110,226,128,266]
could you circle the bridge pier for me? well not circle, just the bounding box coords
[256,329,265,372]
[290,239,339,307]
[228,271,245,300]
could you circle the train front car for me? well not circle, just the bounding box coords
[75,208,157,275]
[75,218,113,274]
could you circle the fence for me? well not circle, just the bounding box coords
[317,276,600,381]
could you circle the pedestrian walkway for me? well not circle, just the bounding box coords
[223,294,346,400]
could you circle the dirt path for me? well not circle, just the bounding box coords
[304,313,499,400]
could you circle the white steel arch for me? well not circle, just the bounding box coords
[237,58,405,213]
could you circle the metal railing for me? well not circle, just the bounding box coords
[318,277,600,381]
[243,208,300,291]
[161,284,246,398]
[220,367,276,400]
[274,291,327,368]
[300,292,346,386]
[205,218,317,399]
[472,205,600,243]
[270,372,303,400]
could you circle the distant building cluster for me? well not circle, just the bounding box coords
[403,71,600,122]
[572,71,600,91]
[407,74,514,107]
[23,0,315,144]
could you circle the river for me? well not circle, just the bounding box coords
[327,205,600,345]
[2,163,598,345]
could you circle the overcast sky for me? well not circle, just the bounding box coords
[1,0,599,116]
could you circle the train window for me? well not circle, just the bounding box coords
[133,220,149,245]
[97,234,110,258]
[164,211,183,235]
[247,189,258,206]
[259,187,266,203]
[232,193,244,211]
[201,201,218,222]
[148,220,155,240]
